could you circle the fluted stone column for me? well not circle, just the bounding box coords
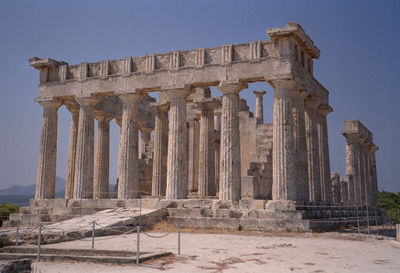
[65,102,79,199]
[166,89,191,199]
[93,113,111,199]
[344,136,360,204]
[317,104,333,202]
[217,80,246,201]
[187,116,200,193]
[363,146,371,206]
[151,102,169,196]
[271,80,296,201]
[35,99,61,199]
[195,98,220,197]
[369,145,379,206]
[357,144,366,204]
[304,95,322,202]
[117,92,143,199]
[73,97,97,199]
[291,90,309,202]
[214,111,221,195]
[139,127,152,159]
[253,90,266,124]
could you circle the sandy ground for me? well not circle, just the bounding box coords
[29,229,400,273]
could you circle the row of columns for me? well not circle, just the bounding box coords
[35,78,332,204]
[271,80,332,203]
[343,133,378,206]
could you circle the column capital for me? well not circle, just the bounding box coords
[164,88,191,99]
[150,101,170,113]
[253,90,266,98]
[35,97,62,109]
[64,100,80,114]
[118,91,144,104]
[370,145,379,153]
[269,79,297,90]
[218,79,248,95]
[193,98,221,110]
[92,110,112,123]
[139,124,153,134]
[304,95,321,109]
[291,89,309,100]
[317,103,333,117]
[75,96,99,107]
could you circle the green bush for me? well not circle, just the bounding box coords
[378,191,400,224]
[0,203,19,226]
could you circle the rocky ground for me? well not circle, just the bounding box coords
[30,225,400,273]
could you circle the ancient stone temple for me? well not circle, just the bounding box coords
[22,22,379,230]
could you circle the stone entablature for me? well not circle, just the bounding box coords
[29,23,328,106]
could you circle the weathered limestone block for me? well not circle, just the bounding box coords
[291,89,309,202]
[241,176,260,199]
[93,113,111,199]
[304,95,321,202]
[73,97,97,199]
[35,98,61,199]
[117,92,143,199]
[166,89,191,199]
[271,80,296,201]
[151,102,169,196]
[64,101,79,199]
[217,80,247,201]
[331,172,341,204]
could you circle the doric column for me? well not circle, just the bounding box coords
[214,109,221,195]
[117,92,143,199]
[304,95,322,202]
[139,127,152,159]
[363,145,371,206]
[271,80,296,201]
[165,89,191,199]
[357,142,366,204]
[317,103,333,202]
[291,89,309,202]
[93,112,111,199]
[344,135,360,204]
[217,80,247,201]
[73,97,97,199]
[187,115,200,193]
[253,90,266,124]
[64,102,79,199]
[195,98,220,197]
[369,145,379,206]
[151,102,170,196]
[35,98,61,199]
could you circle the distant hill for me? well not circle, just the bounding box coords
[0,177,116,206]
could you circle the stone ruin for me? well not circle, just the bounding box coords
[7,23,380,231]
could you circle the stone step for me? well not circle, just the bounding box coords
[167,216,311,231]
[1,246,139,257]
[0,251,170,264]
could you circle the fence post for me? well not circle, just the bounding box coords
[136,226,140,265]
[37,223,42,262]
[15,220,20,247]
[375,207,379,235]
[178,223,181,255]
[355,204,360,240]
[366,204,370,235]
[92,221,95,249]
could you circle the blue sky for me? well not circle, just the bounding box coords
[0,0,399,192]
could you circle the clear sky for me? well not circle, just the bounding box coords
[0,0,399,193]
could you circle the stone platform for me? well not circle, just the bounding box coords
[4,198,379,232]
